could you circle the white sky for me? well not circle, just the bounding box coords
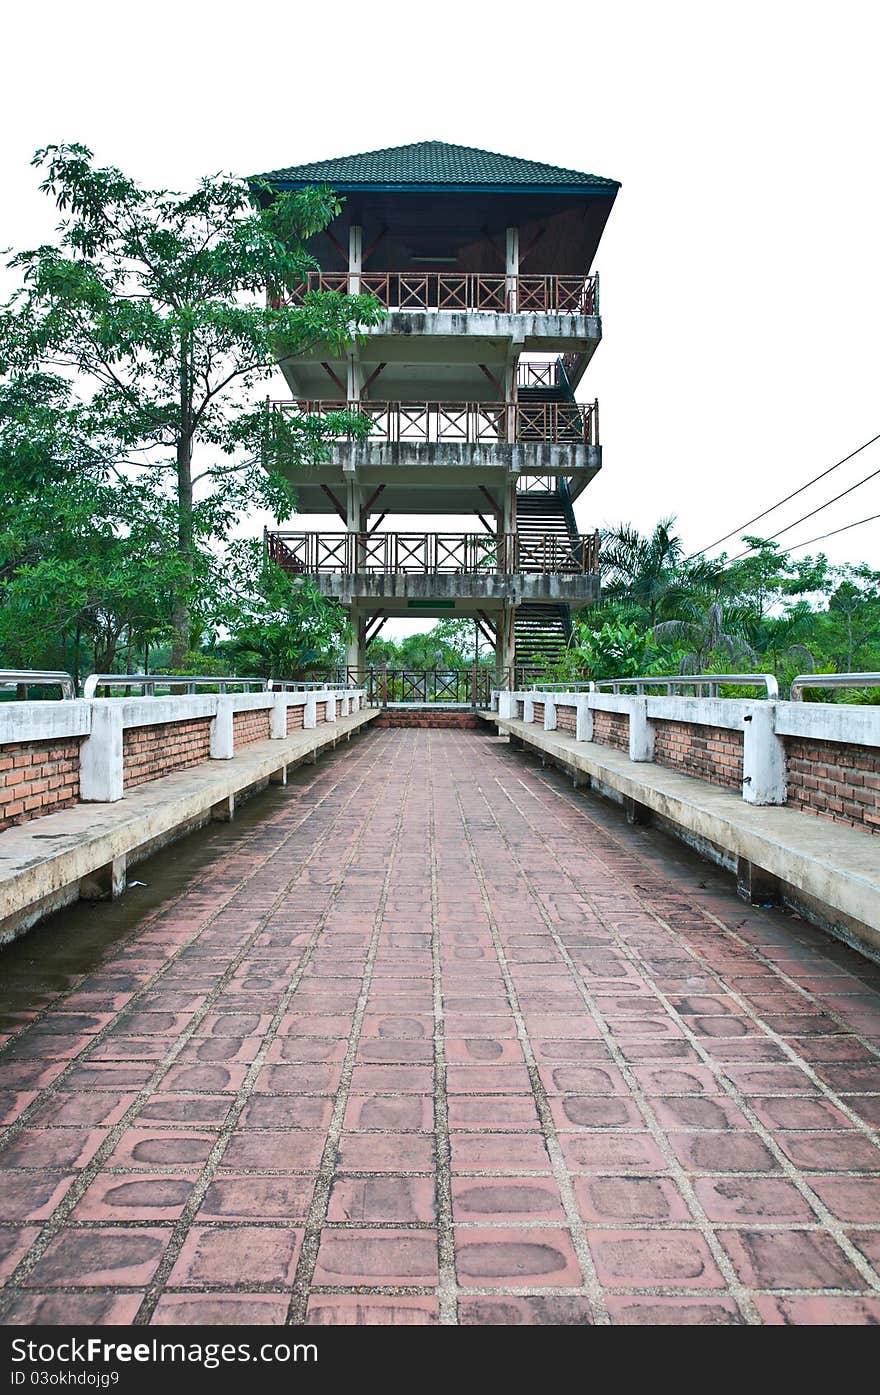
[3,0,879,634]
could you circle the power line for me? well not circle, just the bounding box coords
[781,510,880,554]
[685,429,880,560]
[725,461,880,562]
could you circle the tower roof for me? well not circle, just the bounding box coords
[251,140,619,194]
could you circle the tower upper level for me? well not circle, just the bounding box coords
[251,141,620,404]
[251,140,619,275]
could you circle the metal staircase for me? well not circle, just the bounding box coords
[513,369,587,672]
[514,487,581,670]
[515,383,585,441]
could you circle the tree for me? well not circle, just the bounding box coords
[600,517,722,626]
[212,540,348,679]
[1,144,384,664]
[653,599,756,671]
[0,370,185,682]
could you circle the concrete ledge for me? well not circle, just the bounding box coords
[493,716,880,957]
[0,709,378,943]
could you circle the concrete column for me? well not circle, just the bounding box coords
[497,604,516,687]
[210,698,235,759]
[497,691,516,719]
[523,695,535,723]
[269,765,288,786]
[80,703,124,802]
[576,694,594,742]
[742,703,786,805]
[211,794,235,822]
[80,854,127,900]
[270,694,287,740]
[625,796,653,826]
[349,224,362,295]
[324,692,337,723]
[304,694,317,729]
[543,695,557,731]
[346,602,365,679]
[736,856,780,905]
[506,227,519,312]
[628,699,655,763]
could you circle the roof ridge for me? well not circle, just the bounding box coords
[249,140,619,190]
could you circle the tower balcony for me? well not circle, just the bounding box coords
[275,273,602,399]
[267,398,601,514]
[271,397,598,446]
[265,529,600,613]
[283,270,598,316]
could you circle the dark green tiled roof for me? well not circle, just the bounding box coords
[251,141,618,192]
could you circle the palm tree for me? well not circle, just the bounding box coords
[601,518,723,626]
[653,599,757,672]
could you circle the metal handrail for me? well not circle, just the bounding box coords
[82,674,269,698]
[589,673,779,698]
[0,670,76,700]
[791,672,880,701]
[266,680,344,691]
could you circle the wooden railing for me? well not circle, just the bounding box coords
[267,531,600,576]
[268,399,599,447]
[517,362,561,388]
[280,271,598,315]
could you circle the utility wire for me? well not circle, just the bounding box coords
[685,429,880,560]
[725,461,880,562]
[779,510,880,554]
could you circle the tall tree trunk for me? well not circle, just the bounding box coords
[172,343,194,668]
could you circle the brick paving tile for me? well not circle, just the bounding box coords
[0,728,877,1325]
[21,1228,170,1288]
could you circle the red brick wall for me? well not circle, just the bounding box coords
[532,702,545,725]
[286,704,305,734]
[373,710,483,729]
[785,736,880,835]
[593,710,630,752]
[123,719,212,790]
[232,709,271,748]
[315,701,327,724]
[556,705,577,735]
[653,720,743,790]
[0,738,82,831]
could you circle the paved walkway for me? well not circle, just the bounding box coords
[0,728,879,1326]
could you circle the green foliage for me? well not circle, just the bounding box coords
[0,143,384,666]
[209,542,348,679]
[366,618,492,673]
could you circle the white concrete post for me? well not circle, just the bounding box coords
[210,697,235,759]
[544,694,557,731]
[80,703,124,802]
[523,695,535,724]
[505,227,519,313]
[304,694,317,729]
[498,691,516,720]
[325,692,337,724]
[628,698,655,763]
[270,693,287,740]
[743,703,786,804]
[349,224,362,295]
[576,694,594,743]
